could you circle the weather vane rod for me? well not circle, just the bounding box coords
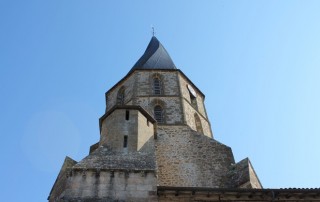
[151,26,155,36]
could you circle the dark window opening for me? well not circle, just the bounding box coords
[153,78,162,95]
[154,105,164,123]
[126,110,129,120]
[117,87,125,105]
[147,120,149,126]
[123,136,128,148]
[190,93,197,109]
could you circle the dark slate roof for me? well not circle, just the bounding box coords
[129,36,176,72]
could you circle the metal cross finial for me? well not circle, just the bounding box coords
[152,26,155,36]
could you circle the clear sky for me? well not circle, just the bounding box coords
[1,0,320,201]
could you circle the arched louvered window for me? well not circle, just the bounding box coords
[117,86,125,105]
[194,113,203,134]
[153,77,162,95]
[154,105,164,123]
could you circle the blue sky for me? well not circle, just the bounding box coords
[1,0,320,201]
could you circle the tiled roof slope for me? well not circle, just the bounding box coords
[73,147,156,171]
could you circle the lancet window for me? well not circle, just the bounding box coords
[154,105,164,123]
[117,86,125,105]
[153,77,162,95]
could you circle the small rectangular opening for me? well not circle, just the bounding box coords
[147,120,149,126]
[125,110,129,120]
[123,136,128,148]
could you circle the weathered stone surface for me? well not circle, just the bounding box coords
[135,71,180,96]
[104,69,211,135]
[156,125,234,188]
[106,73,136,112]
[227,158,262,189]
[182,99,212,138]
[178,73,207,118]
[135,97,183,124]
[48,157,77,202]
[63,170,157,202]
[100,108,155,153]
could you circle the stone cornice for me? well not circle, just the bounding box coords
[157,186,320,201]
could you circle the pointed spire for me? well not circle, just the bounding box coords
[129,37,176,73]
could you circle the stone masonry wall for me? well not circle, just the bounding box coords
[106,72,136,112]
[49,157,77,202]
[135,97,183,124]
[156,125,235,188]
[100,109,138,152]
[226,158,262,189]
[178,73,207,118]
[133,70,183,124]
[183,99,212,138]
[135,71,180,96]
[100,109,154,152]
[105,70,214,129]
[106,71,184,125]
[63,170,157,202]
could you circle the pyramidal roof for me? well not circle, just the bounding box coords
[129,36,176,72]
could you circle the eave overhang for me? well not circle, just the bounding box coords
[99,105,157,132]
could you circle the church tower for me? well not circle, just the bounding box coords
[48,37,263,202]
[103,36,212,138]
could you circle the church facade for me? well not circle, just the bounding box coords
[48,37,320,202]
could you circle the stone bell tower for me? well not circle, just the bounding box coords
[48,37,264,202]
[103,36,212,138]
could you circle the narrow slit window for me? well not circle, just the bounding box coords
[153,77,162,95]
[123,136,128,148]
[126,110,129,120]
